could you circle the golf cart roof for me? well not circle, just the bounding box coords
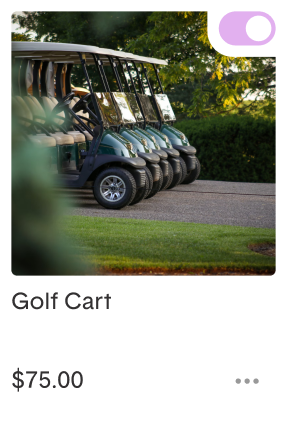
[12,42,167,66]
[116,52,167,66]
[12,41,121,64]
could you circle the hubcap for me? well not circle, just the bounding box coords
[100,175,126,202]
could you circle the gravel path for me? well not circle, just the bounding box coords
[60,180,275,229]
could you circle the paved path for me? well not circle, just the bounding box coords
[61,180,275,229]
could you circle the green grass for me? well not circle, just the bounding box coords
[62,216,275,272]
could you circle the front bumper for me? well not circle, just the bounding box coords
[172,145,196,155]
[137,152,160,164]
[152,149,168,159]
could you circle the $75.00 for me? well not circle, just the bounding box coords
[12,369,83,391]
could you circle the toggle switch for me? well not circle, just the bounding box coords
[219,12,275,45]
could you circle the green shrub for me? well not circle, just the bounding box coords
[175,115,275,183]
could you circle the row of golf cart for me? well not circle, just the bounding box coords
[12,42,200,209]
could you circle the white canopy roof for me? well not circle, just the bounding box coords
[115,51,167,66]
[12,41,167,66]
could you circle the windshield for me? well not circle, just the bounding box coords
[154,94,176,122]
[95,92,121,127]
[112,93,136,125]
[137,94,158,123]
[125,93,144,123]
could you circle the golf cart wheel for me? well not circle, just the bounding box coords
[178,156,187,184]
[182,157,201,184]
[93,167,136,209]
[161,161,174,191]
[143,166,153,199]
[145,167,163,199]
[167,163,182,189]
[129,175,149,206]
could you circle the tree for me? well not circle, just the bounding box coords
[11,32,31,41]
[127,12,275,118]
[12,12,151,49]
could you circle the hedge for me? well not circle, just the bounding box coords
[175,115,275,183]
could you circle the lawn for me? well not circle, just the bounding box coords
[62,216,275,273]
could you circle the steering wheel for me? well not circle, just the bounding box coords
[72,93,91,113]
[52,92,75,115]
[72,92,100,126]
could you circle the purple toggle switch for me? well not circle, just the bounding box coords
[219,12,276,45]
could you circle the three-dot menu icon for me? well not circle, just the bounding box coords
[236,378,259,384]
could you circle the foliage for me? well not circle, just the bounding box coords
[11,32,31,41]
[175,115,275,182]
[63,216,275,271]
[128,12,276,119]
[226,100,275,119]
[12,115,87,275]
[12,12,152,47]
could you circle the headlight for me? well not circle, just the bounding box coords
[128,143,138,154]
[164,135,172,146]
[141,138,148,147]
[151,135,160,149]
[180,134,185,140]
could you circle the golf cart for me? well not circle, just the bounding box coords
[126,55,201,184]
[51,58,161,203]
[12,42,147,209]
[67,49,184,190]
[63,53,166,199]
[98,53,183,190]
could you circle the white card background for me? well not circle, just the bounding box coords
[3,1,286,420]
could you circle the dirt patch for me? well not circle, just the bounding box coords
[101,267,274,276]
[248,242,275,257]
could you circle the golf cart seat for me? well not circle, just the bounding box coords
[28,134,56,147]
[81,130,93,141]
[20,96,74,146]
[23,95,46,124]
[12,96,68,147]
[41,96,86,143]
[12,96,33,127]
[69,97,93,141]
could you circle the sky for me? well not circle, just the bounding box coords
[12,12,23,32]
[12,12,38,38]
[11,22,23,32]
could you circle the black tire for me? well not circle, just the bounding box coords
[178,156,187,184]
[143,166,153,199]
[145,166,163,199]
[182,157,201,184]
[93,167,136,209]
[167,162,182,189]
[129,176,149,206]
[161,161,174,191]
